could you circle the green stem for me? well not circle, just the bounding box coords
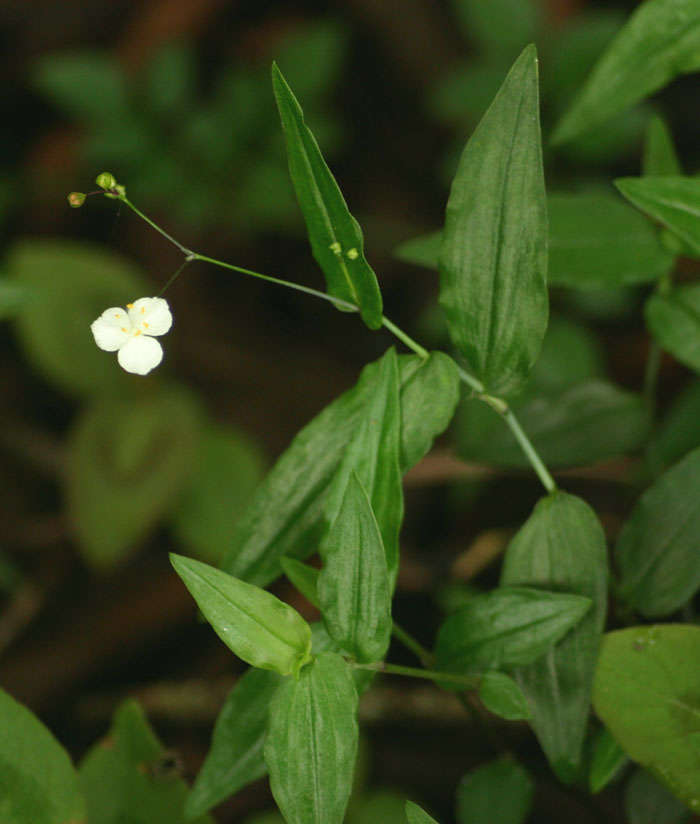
[117,194,557,494]
[391,622,434,667]
[643,340,662,421]
[354,660,479,689]
[381,317,429,359]
[158,258,192,297]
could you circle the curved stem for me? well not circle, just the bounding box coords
[391,622,434,667]
[501,408,557,493]
[121,197,193,256]
[381,317,429,359]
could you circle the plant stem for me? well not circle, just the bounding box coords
[116,194,557,494]
[391,622,435,667]
[354,660,479,689]
[643,340,662,421]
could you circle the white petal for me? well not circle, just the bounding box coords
[117,335,163,375]
[127,297,172,336]
[91,308,132,351]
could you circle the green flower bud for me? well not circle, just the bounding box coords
[95,172,117,190]
[67,192,86,208]
[104,183,126,200]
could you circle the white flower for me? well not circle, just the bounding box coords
[91,297,173,375]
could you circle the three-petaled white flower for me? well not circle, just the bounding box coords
[91,297,173,375]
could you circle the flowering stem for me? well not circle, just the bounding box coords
[391,622,434,667]
[114,193,556,494]
[353,660,479,689]
[158,258,192,297]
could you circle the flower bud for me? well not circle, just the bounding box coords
[104,183,126,200]
[67,192,86,208]
[95,172,117,190]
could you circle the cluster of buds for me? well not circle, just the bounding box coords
[67,172,125,208]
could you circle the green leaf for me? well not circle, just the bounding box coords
[500,492,608,783]
[405,800,440,824]
[625,768,693,824]
[643,115,682,176]
[593,625,700,811]
[0,279,28,319]
[171,423,266,565]
[8,240,148,396]
[265,652,358,824]
[552,0,700,145]
[589,726,629,794]
[323,348,402,583]
[458,379,650,469]
[281,557,320,607]
[185,668,282,820]
[434,586,591,679]
[455,757,534,824]
[33,52,128,123]
[66,385,201,568]
[646,285,700,375]
[318,472,392,662]
[615,446,700,617]
[0,687,85,824]
[439,45,547,397]
[548,192,673,289]
[616,177,700,255]
[80,700,212,824]
[394,231,441,271]
[222,352,459,586]
[309,622,375,694]
[346,792,408,824]
[271,63,382,329]
[170,554,312,677]
[478,671,531,721]
[449,0,540,62]
[647,380,700,473]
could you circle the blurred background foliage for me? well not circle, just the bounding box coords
[0,0,699,822]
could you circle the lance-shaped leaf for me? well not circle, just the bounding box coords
[222,352,459,587]
[272,62,382,329]
[646,285,700,375]
[439,44,548,397]
[185,668,282,820]
[593,625,700,811]
[265,652,358,824]
[552,0,700,145]
[647,380,700,473]
[170,554,312,677]
[80,700,213,824]
[625,768,693,824]
[434,586,591,678]
[456,757,534,824]
[500,492,608,783]
[405,801,440,824]
[318,472,392,662]
[616,177,700,256]
[589,727,629,794]
[548,192,673,289]
[643,115,682,176]
[323,348,402,583]
[615,446,700,617]
[478,672,531,722]
[0,687,85,824]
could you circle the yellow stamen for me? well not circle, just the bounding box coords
[134,329,142,336]
[143,322,149,328]
[126,302,134,309]
[140,307,145,314]
[121,327,127,333]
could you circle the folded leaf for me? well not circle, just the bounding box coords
[323,348,402,582]
[646,285,700,375]
[405,800,440,824]
[593,625,700,811]
[615,446,700,617]
[553,0,700,144]
[170,554,312,677]
[616,177,700,255]
[439,44,548,397]
[319,472,392,662]
[0,687,85,824]
[222,352,459,586]
[435,586,591,678]
[500,492,608,783]
[281,557,320,607]
[588,727,629,794]
[272,63,383,329]
[647,380,700,473]
[185,668,282,820]
[80,700,213,824]
[265,652,358,824]
[643,115,682,176]
[456,757,534,824]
